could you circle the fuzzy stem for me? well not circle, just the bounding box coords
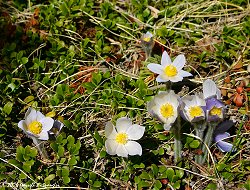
[165,81,172,92]
[174,115,182,163]
[194,122,207,164]
[200,122,217,165]
[31,137,48,160]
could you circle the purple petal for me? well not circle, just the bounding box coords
[206,98,224,110]
[214,120,234,135]
[214,132,235,152]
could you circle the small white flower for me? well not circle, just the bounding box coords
[202,79,221,99]
[147,51,192,83]
[105,117,145,157]
[181,94,206,122]
[147,90,179,130]
[18,107,54,140]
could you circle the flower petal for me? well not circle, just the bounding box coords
[40,117,54,131]
[147,64,164,75]
[169,75,183,83]
[214,120,234,135]
[36,111,45,121]
[105,139,118,155]
[125,141,142,156]
[178,70,192,77]
[116,144,128,157]
[126,124,145,140]
[18,120,27,131]
[156,75,169,82]
[26,108,37,125]
[116,117,132,133]
[163,123,172,130]
[161,51,172,66]
[215,133,234,152]
[172,54,185,69]
[203,79,218,99]
[105,121,117,139]
[38,131,49,140]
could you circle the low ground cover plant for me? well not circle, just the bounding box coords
[0,0,250,189]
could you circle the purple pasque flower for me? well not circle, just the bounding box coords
[202,79,225,122]
[214,120,235,152]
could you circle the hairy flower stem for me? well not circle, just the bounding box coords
[194,122,206,164]
[201,122,217,165]
[174,115,182,163]
[31,137,48,160]
[165,81,172,92]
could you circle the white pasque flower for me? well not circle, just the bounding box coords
[181,94,206,123]
[147,90,179,130]
[147,51,192,82]
[105,117,145,157]
[18,107,54,140]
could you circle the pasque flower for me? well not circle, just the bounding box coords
[147,90,179,130]
[214,120,235,152]
[147,51,192,83]
[180,94,206,123]
[105,117,145,157]
[203,79,225,122]
[18,107,54,140]
[141,31,155,58]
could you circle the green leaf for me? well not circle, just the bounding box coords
[0,127,7,137]
[44,174,55,183]
[61,166,69,177]
[63,176,70,184]
[93,181,102,188]
[24,96,34,103]
[176,170,184,178]
[166,168,175,182]
[59,3,69,16]
[189,140,200,149]
[68,156,77,166]
[154,180,162,189]
[140,171,151,180]
[58,145,65,157]
[151,164,159,176]
[21,57,28,64]
[3,102,13,115]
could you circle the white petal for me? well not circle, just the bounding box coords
[116,144,128,157]
[145,31,153,38]
[24,107,33,119]
[26,108,37,125]
[147,64,164,75]
[172,54,185,70]
[203,79,218,99]
[116,117,132,133]
[105,139,118,155]
[39,117,54,131]
[105,121,117,139]
[126,124,145,140]
[179,70,192,77]
[36,111,45,121]
[18,120,27,131]
[161,51,172,67]
[156,75,169,82]
[163,123,172,130]
[125,141,142,156]
[38,131,49,140]
[169,75,183,82]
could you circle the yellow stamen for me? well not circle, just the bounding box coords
[28,121,42,135]
[143,37,151,42]
[210,107,222,116]
[164,65,177,77]
[115,133,128,145]
[160,103,174,118]
[189,106,203,118]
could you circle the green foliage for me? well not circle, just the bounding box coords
[0,0,249,189]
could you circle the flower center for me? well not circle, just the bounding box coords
[164,65,177,77]
[189,106,203,118]
[143,37,151,42]
[28,121,42,135]
[160,103,174,118]
[115,133,128,145]
[210,107,222,116]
